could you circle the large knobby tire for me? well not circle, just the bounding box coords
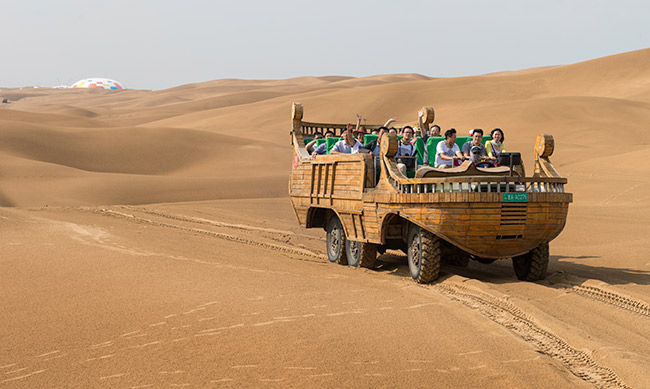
[407,225,441,283]
[326,216,348,265]
[346,240,378,268]
[512,242,549,281]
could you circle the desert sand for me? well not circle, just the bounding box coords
[1,48,650,388]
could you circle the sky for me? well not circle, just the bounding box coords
[1,0,648,90]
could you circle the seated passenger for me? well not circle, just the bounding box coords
[435,128,463,169]
[469,145,494,167]
[353,125,368,142]
[417,108,440,143]
[305,131,323,154]
[331,124,364,154]
[396,126,417,175]
[311,130,335,156]
[429,124,441,137]
[485,128,506,158]
[462,128,493,161]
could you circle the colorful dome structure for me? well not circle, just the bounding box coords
[71,78,125,90]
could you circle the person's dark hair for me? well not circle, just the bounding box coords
[324,130,335,137]
[444,128,456,139]
[402,125,413,132]
[471,128,483,136]
[313,131,323,138]
[431,124,441,130]
[378,126,389,132]
[491,128,504,142]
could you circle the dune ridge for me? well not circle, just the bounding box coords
[0,48,649,208]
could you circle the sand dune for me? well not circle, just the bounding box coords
[1,48,650,387]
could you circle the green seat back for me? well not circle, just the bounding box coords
[304,137,313,145]
[364,134,378,145]
[412,137,425,165]
[316,138,326,147]
[426,136,445,166]
[455,136,472,149]
[326,137,343,154]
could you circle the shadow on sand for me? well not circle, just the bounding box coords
[372,253,650,287]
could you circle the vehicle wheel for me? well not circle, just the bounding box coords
[346,240,378,268]
[407,225,441,283]
[326,216,348,265]
[476,257,497,265]
[512,242,549,281]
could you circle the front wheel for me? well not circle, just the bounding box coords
[407,225,441,283]
[346,240,378,268]
[326,216,348,265]
[512,242,549,281]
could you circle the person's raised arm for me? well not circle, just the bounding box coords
[305,138,318,153]
[383,117,398,128]
[346,122,355,146]
[355,113,362,134]
[418,110,429,135]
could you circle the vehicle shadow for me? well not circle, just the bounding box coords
[373,253,650,286]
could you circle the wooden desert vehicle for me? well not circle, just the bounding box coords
[289,103,572,283]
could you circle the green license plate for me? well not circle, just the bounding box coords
[502,192,529,202]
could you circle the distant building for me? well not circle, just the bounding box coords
[71,78,125,90]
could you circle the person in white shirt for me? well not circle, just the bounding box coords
[331,119,364,154]
[396,126,417,175]
[435,128,463,168]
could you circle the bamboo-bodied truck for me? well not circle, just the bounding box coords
[289,103,572,283]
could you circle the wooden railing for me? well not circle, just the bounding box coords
[300,121,408,137]
[386,175,567,194]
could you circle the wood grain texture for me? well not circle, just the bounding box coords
[289,104,572,258]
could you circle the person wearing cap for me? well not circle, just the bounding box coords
[485,128,506,158]
[469,145,494,167]
[435,128,463,168]
[462,128,492,161]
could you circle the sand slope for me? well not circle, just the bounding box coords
[1,48,650,387]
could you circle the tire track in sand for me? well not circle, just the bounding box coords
[430,282,630,389]
[91,208,326,262]
[120,206,324,243]
[563,284,650,319]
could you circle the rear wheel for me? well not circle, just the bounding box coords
[326,216,348,265]
[512,242,549,281]
[407,225,441,283]
[346,240,378,268]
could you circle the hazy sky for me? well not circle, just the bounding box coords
[1,0,648,90]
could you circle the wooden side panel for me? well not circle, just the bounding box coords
[362,202,380,242]
[290,155,368,231]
